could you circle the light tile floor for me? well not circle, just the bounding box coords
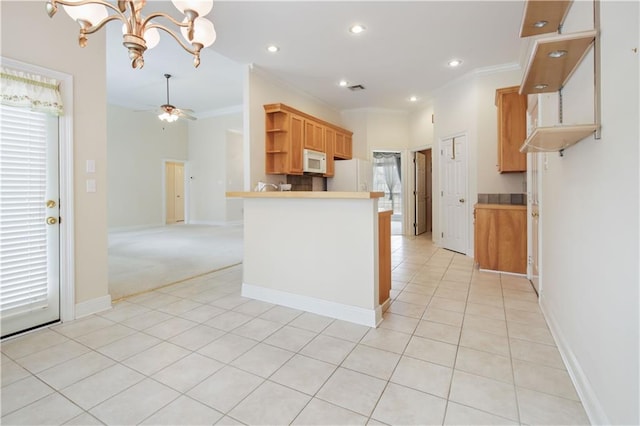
[1,234,590,425]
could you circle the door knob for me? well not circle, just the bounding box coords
[46,217,58,225]
[459,198,465,203]
[46,200,56,208]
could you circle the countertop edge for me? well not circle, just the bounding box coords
[226,191,385,199]
[474,203,527,210]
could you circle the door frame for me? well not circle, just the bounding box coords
[2,57,76,324]
[162,159,189,225]
[438,132,469,254]
[411,147,433,236]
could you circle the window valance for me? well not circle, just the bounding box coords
[1,66,63,116]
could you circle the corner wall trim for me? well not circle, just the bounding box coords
[540,294,610,425]
[74,295,112,320]
[242,283,379,327]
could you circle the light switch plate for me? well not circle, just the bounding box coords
[86,179,96,193]
[86,159,95,173]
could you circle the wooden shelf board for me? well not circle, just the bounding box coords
[519,0,572,37]
[520,30,597,95]
[519,124,597,153]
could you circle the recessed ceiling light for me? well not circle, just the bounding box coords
[534,83,549,90]
[349,24,366,34]
[548,50,567,58]
[339,80,349,87]
[533,20,549,28]
[266,45,279,53]
[448,59,463,67]
[409,96,418,102]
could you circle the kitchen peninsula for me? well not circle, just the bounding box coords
[226,191,390,327]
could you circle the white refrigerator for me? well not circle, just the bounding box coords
[327,159,372,192]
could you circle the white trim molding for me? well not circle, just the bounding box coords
[242,283,380,327]
[75,295,112,319]
[540,294,610,425]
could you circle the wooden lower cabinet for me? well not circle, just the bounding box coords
[474,204,527,274]
[378,210,392,305]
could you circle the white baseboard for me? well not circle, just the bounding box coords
[242,283,380,327]
[75,295,112,319]
[540,294,610,425]
[188,220,244,227]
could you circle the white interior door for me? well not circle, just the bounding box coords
[440,135,468,254]
[415,152,427,235]
[527,152,542,294]
[1,105,60,337]
[174,163,185,222]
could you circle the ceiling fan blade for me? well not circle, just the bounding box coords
[175,109,197,120]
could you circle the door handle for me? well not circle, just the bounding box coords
[46,217,58,225]
[459,198,465,203]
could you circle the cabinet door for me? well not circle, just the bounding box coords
[474,208,499,270]
[496,86,527,173]
[304,120,324,152]
[324,127,335,177]
[334,132,353,159]
[496,209,527,273]
[289,114,304,174]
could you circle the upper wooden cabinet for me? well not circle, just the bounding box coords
[495,86,527,173]
[334,132,353,160]
[264,103,353,175]
[304,120,325,152]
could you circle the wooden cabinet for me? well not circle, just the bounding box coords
[264,103,353,175]
[304,120,325,152]
[324,127,335,177]
[264,106,304,175]
[495,86,527,173]
[378,210,392,306]
[335,131,353,159]
[474,204,527,274]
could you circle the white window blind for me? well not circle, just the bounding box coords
[0,105,49,316]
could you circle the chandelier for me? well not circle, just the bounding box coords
[45,0,216,69]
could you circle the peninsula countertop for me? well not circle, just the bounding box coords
[226,191,384,199]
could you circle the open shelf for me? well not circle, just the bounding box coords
[520,0,572,37]
[519,29,597,95]
[519,124,598,153]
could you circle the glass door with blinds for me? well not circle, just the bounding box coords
[1,104,60,337]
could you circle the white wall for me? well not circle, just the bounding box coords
[107,105,188,228]
[246,66,343,189]
[536,2,639,424]
[187,112,243,224]
[226,130,244,221]
[408,103,435,150]
[1,1,108,306]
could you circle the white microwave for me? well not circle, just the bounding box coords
[303,149,326,174]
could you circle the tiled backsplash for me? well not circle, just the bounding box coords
[477,193,526,205]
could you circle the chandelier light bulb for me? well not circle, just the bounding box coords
[62,0,107,25]
[172,0,213,16]
[144,28,161,50]
[181,17,216,47]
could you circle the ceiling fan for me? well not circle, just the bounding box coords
[157,74,196,122]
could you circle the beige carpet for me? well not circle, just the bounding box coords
[108,224,243,301]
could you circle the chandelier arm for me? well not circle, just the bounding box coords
[81,15,127,35]
[142,12,196,29]
[148,24,201,56]
[51,0,127,20]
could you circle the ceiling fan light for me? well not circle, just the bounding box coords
[181,17,216,47]
[172,0,213,17]
[63,0,108,25]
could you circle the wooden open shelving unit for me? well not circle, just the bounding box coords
[520,124,598,153]
[518,0,600,153]
[519,29,597,95]
[519,0,572,37]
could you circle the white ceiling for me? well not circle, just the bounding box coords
[106,1,529,117]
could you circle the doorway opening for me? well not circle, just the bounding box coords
[414,149,433,236]
[373,151,403,235]
[164,160,186,224]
